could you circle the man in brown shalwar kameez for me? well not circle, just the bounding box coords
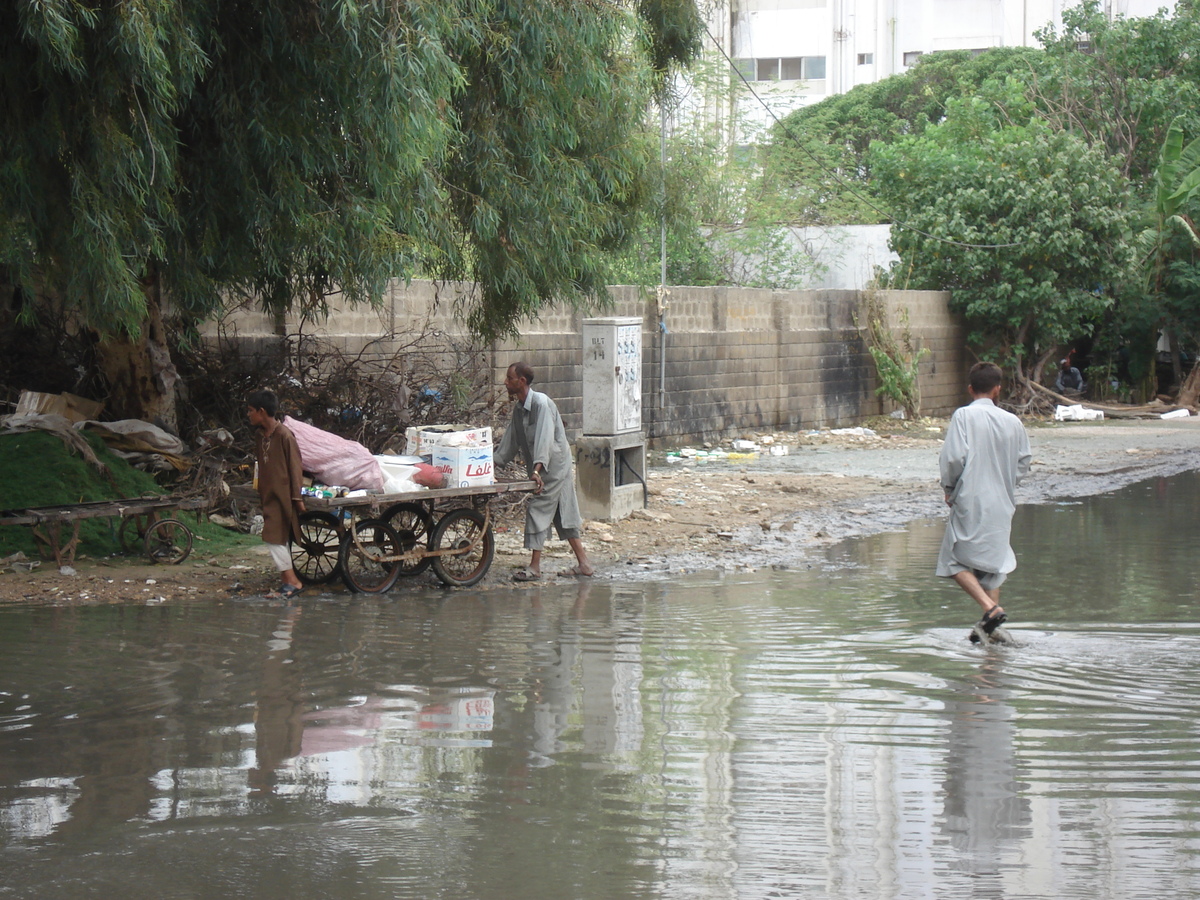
[247,389,306,598]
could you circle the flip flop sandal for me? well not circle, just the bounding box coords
[267,584,304,600]
[556,566,594,578]
[978,607,1007,634]
[513,569,541,582]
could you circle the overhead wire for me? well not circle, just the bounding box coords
[701,21,1025,250]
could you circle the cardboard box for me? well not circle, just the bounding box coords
[405,424,493,456]
[431,444,494,488]
[14,390,103,423]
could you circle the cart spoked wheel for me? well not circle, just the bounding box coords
[292,511,343,585]
[144,518,194,564]
[381,502,434,577]
[338,518,403,594]
[431,508,494,588]
[118,515,146,554]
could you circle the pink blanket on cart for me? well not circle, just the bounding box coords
[282,416,383,491]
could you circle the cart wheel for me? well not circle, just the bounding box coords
[144,518,193,564]
[292,511,343,585]
[381,502,434,576]
[338,518,402,594]
[118,515,145,554]
[431,508,494,588]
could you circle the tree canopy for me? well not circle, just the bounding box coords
[759,47,1047,225]
[872,104,1133,382]
[0,0,702,343]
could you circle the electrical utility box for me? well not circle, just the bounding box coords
[581,317,642,436]
[577,317,646,521]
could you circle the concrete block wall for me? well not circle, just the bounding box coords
[200,281,968,446]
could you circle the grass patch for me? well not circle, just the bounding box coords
[0,430,255,560]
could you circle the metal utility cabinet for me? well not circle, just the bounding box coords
[575,317,647,522]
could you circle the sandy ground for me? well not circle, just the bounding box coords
[4,416,1199,603]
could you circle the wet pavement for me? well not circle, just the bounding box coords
[3,470,1200,898]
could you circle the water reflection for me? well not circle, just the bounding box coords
[3,474,1200,898]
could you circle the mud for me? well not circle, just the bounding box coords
[3,417,1199,602]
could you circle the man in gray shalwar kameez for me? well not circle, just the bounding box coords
[495,362,594,581]
[937,362,1032,637]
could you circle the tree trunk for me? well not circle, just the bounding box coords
[1029,345,1059,387]
[1177,360,1200,409]
[94,276,179,432]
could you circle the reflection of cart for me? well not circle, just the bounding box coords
[0,495,208,567]
[295,480,536,593]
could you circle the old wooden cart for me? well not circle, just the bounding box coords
[0,495,208,568]
[292,480,536,593]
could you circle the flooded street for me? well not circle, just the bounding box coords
[3,473,1200,899]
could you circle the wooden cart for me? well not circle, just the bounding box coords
[294,480,536,593]
[0,495,208,568]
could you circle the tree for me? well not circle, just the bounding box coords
[1032,0,1200,186]
[0,0,701,426]
[871,103,1133,386]
[1122,117,1200,400]
[758,47,1047,225]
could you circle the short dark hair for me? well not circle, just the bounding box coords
[509,361,535,385]
[968,362,1003,394]
[247,389,279,417]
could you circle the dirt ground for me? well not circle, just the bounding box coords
[4,415,1199,603]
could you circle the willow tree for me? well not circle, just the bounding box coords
[0,0,700,426]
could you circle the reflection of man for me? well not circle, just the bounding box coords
[940,659,1031,878]
[1054,358,1085,395]
[937,362,1032,639]
[495,362,593,581]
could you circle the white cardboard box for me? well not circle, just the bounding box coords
[405,424,493,455]
[430,444,495,488]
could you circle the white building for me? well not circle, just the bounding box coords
[703,0,1177,140]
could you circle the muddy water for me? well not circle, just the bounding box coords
[3,474,1200,899]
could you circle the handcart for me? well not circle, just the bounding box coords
[0,495,208,568]
[295,480,536,593]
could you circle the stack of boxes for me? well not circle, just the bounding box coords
[405,424,494,488]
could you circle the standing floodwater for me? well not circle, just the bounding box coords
[3,473,1200,899]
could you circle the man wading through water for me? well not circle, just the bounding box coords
[494,361,594,582]
[936,362,1032,641]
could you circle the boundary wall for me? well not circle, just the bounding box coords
[202,280,968,446]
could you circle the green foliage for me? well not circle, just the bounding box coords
[872,108,1133,370]
[1033,0,1200,187]
[1116,116,1200,379]
[760,48,1047,224]
[609,46,821,290]
[0,0,702,341]
[0,431,248,558]
[858,293,929,419]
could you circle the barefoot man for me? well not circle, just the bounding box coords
[936,362,1032,640]
[495,361,594,581]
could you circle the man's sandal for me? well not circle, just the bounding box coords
[979,606,1007,634]
[968,606,1007,642]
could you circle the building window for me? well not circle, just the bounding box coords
[743,56,827,81]
[902,50,923,66]
[857,52,874,65]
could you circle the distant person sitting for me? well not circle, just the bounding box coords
[1055,359,1085,395]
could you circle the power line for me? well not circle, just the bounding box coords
[703,23,1025,250]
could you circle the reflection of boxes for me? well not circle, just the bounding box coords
[405,424,493,455]
[431,445,494,488]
